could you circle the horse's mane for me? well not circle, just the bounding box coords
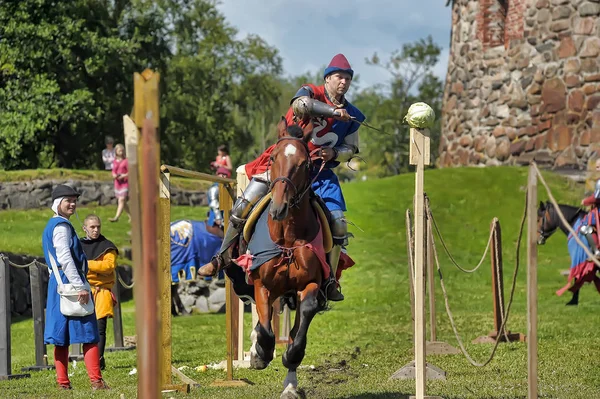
[286,124,303,139]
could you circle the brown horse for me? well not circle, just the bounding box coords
[230,118,328,398]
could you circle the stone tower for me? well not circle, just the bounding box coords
[439,0,600,169]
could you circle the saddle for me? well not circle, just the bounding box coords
[242,192,333,254]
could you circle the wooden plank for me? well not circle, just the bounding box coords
[138,118,161,399]
[171,365,199,386]
[411,128,429,399]
[237,298,244,361]
[133,70,160,129]
[231,289,240,362]
[527,164,538,399]
[29,264,46,366]
[159,171,172,385]
[161,165,236,186]
[220,183,235,381]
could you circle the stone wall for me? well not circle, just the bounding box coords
[0,179,208,210]
[439,0,600,169]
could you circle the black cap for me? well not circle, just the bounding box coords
[51,184,81,201]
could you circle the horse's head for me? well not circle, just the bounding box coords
[537,201,558,245]
[269,117,314,221]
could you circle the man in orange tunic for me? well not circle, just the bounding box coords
[81,214,118,370]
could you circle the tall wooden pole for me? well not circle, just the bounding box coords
[138,118,160,399]
[527,164,538,399]
[410,127,430,399]
[159,171,172,385]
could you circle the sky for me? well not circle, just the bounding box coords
[218,0,453,90]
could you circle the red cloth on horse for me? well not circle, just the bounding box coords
[235,217,330,285]
[582,195,600,207]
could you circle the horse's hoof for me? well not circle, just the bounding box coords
[250,353,269,370]
[280,383,300,399]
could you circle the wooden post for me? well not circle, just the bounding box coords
[0,258,30,380]
[159,171,172,385]
[527,164,538,399]
[211,184,251,387]
[137,118,160,399]
[69,344,83,361]
[412,127,428,399]
[491,219,503,335]
[473,219,524,344]
[390,128,443,397]
[22,264,54,371]
[406,210,415,328]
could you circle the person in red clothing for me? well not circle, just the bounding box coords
[197,54,365,302]
[580,158,600,256]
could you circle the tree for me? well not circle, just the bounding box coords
[354,36,444,175]
[0,0,284,172]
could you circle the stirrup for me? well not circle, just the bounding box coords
[324,279,344,302]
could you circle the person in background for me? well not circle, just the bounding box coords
[81,214,118,370]
[109,144,130,223]
[102,136,115,171]
[42,184,109,390]
[210,144,232,177]
[206,167,232,230]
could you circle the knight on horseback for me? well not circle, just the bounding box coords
[580,159,600,257]
[197,53,366,302]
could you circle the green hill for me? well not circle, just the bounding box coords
[3,166,600,398]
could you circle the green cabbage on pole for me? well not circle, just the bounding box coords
[404,102,435,129]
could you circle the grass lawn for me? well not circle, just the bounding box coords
[2,166,600,398]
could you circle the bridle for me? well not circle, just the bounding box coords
[269,136,324,209]
[538,206,557,244]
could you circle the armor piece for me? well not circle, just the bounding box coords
[333,143,358,163]
[594,179,600,199]
[330,210,349,246]
[207,183,222,222]
[292,96,338,119]
[230,178,270,225]
[580,224,600,256]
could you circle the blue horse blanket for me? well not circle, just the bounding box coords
[170,220,222,282]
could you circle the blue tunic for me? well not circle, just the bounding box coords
[42,217,99,346]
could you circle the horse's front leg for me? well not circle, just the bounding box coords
[281,282,320,399]
[250,280,275,370]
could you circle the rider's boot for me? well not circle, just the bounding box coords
[325,245,345,301]
[197,178,270,277]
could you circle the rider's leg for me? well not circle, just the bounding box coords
[580,224,600,257]
[326,210,348,301]
[197,178,270,277]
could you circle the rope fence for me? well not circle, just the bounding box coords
[427,190,527,367]
[0,254,135,290]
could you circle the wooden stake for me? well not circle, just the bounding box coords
[138,118,160,399]
[411,127,429,399]
[527,164,538,399]
[159,171,172,385]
